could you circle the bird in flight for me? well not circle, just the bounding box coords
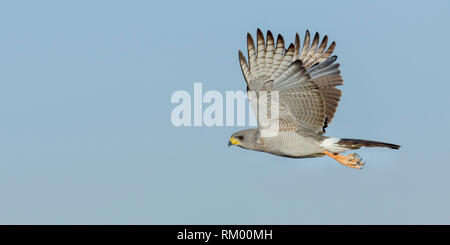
[228,29,400,169]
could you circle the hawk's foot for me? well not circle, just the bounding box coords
[323,150,365,169]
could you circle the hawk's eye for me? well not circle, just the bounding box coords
[237,136,244,140]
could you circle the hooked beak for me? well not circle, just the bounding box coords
[228,137,241,147]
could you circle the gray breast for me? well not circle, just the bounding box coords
[262,131,323,158]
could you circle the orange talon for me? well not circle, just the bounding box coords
[322,150,365,169]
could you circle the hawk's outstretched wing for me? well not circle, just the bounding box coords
[239,29,343,135]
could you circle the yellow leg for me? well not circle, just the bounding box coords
[322,150,365,169]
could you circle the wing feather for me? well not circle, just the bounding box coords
[268,34,285,78]
[303,32,320,65]
[256,28,266,77]
[247,33,257,76]
[294,33,300,61]
[299,30,310,60]
[238,51,250,84]
[264,31,275,76]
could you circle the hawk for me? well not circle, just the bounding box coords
[228,29,400,169]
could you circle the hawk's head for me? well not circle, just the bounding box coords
[228,129,263,151]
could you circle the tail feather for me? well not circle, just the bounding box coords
[337,138,400,150]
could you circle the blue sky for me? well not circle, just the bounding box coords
[0,0,449,224]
